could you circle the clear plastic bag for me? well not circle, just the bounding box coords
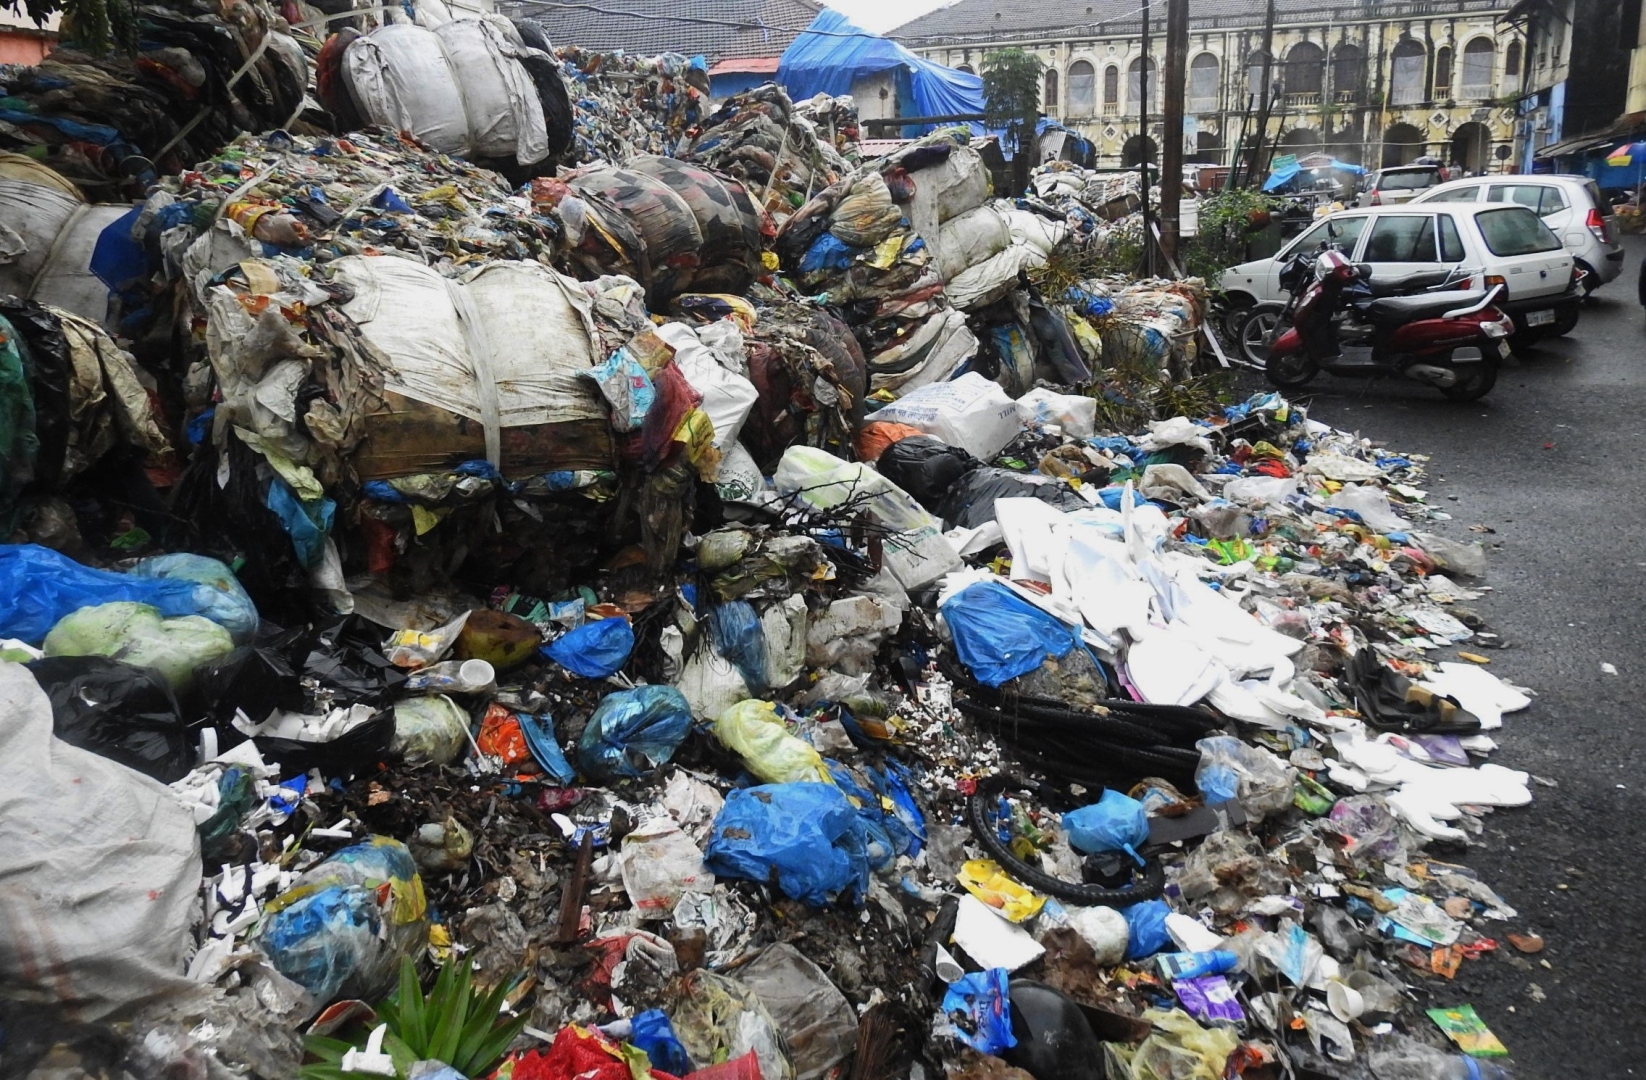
[42,601,234,692]
[390,694,470,766]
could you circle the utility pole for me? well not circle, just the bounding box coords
[1246,0,1278,188]
[1139,0,1153,277]
[1159,0,1188,269]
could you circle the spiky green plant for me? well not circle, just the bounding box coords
[301,957,529,1080]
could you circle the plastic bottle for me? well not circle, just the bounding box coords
[1368,1036,1512,1080]
[1155,949,1240,980]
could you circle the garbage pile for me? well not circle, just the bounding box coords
[0,0,313,200]
[0,39,1535,1080]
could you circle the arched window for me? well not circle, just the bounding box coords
[1043,68,1059,112]
[1189,52,1219,111]
[1285,41,1324,97]
[1331,43,1363,99]
[1434,46,1452,95]
[1461,38,1494,97]
[955,64,975,75]
[1127,55,1157,114]
[1103,65,1119,106]
[1068,60,1095,115]
[1390,39,1426,105]
[1245,50,1272,100]
[1505,39,1522,78]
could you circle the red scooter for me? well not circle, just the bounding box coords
[1244,247,1516,401]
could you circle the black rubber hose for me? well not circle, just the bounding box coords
[954,698,1168,749]
[967,775,1166,907]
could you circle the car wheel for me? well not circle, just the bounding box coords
[1551,302,1580,337]
[1237,306,1287,366]
[1220,296,1254,340]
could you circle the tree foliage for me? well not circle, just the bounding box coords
[1,0,137,56]
[982,48,1045,195]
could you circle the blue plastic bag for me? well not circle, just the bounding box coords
[1064,789,1149,866]
[940,581,1079,687]
[0,544,217,643]
[1121,899,1173,960]
[264,479,334,569]
[941,968,1017,1055]
[128,553,258,644]
[629,1009,693,1075]
[518,711,576,785]
[799,232,857,275]
[703,783,871,907]
[576,685,692,782]
[709,601,767,691]
[545,618,635,678]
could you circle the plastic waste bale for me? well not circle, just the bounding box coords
[0,543,237,644]
[27,656,191,782]
[733,944,858,1080]
[0,661,200,1021]
[255,837,428,1005]
[669,970,796,1080]
[864,372,1022,462]
[1064,789,1149,865]
[128,553,259,644]
[42,601,234,692]
[545,617,635,678]
[712,700,830,784]
[390,695,471,766]
[1194,735,1297,821]
[703,783,871,907]
[577,685,693,782]
[940,580,1080,687]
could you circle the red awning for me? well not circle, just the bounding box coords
[708,57,781,76]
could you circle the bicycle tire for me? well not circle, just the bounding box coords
[967,775,1166,906]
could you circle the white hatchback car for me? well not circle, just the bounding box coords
[1219,202,1581,339]
[1410,174,1624,292]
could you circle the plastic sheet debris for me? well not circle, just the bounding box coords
[545,618,635,679]
[27,656,191,783]
[734,944,858,1080]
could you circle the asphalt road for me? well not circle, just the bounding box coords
[1241,236,1646,1078]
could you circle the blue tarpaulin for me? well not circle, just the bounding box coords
[778,11,983,135]
[1262,158,1366,192]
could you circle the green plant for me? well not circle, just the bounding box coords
[982,47,1046,196]
[302,958,528,1080]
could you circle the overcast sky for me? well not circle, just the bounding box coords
[828,0,955,35]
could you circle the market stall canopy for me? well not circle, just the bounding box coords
[1262,155,1365,192]
[777,10,983,130]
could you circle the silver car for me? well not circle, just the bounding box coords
[1411,174,1625,293]
[1355,165,1444,207]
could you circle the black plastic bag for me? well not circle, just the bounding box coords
[302,615,407,707]
[874,436,981,512]
[27,656,192,782]
[194,642,306,726]
[938,467,1087,530]
[252,709,395,778]
[1004,980,1106,1080]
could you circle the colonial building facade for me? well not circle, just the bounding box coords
[894,0,1523,173]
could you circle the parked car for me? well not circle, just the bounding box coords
[1410,173,1624,294]
[1219,202,1581,342]
[1354,165,1444,207]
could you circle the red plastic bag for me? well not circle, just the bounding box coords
[686,1052,762,1080]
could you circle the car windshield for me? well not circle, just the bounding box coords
[1475,207,1563,256]
[1378,171,1438,191]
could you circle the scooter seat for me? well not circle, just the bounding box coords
[1361,290,1489,323]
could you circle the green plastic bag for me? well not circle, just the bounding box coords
[390,695,470,766]
[43,601,234,692]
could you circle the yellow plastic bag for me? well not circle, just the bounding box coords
[956,858,1046,923]
[1112,1008,1240,1080]
[713,700,831,785]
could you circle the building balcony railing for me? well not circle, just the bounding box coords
[1333,89,1361,105]
[1102,102,1120,116]
[1285,91,1322,107]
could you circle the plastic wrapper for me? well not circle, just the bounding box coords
[27,655,190,782]
[957,859,1046,922]
[619,818,714,920]
[940,581,1080,687]
[255,837,428,1005]
[0,543,227,644]
[576,685,693,782]
[384,611,470,670]
[1063,790,1149,865]
[390,695,470,766]
[629,1009,693,1076]
[1194,735,1297,821]
[937,467,1087,530]
[477,703,532,766]
[941,968,1016,1055]
[1122,900,1173,960]
[704,783,871,907]
[42,601,234,692]
[1015,387,1097,438]
[669,970,795,1080]
[733,944,857,1080]
[545,618,635,678]
[1113,1008,1240,1080]
[713,700,831,785]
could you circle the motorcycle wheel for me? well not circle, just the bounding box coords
[1440,363,1497,401]
[1264,347,1318,388]
[1236,306,1287,366]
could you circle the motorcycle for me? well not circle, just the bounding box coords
[1236,247,1516,402]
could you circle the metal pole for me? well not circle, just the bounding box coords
[1140,0,1154,276]
[1159,0,1188,270]
[1247,0,1278,188]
